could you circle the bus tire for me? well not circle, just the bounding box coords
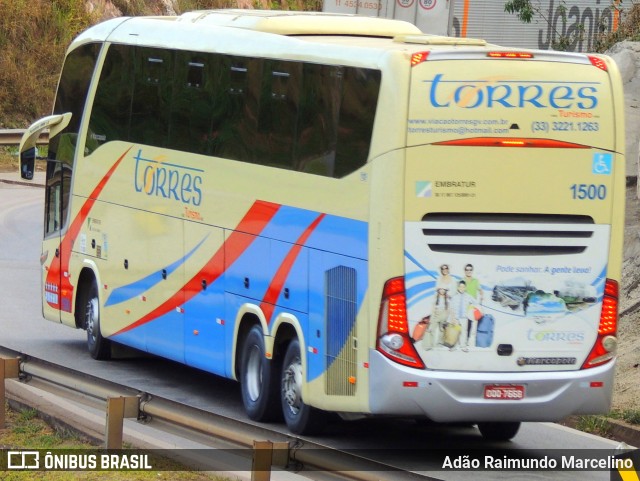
[83,283,111,360]
[477,421,521,441]
[240,325,280,422]
[281,338,323,435]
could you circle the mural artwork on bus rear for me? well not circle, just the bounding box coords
[404,222,611,372]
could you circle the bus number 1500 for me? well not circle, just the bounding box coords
[570,184,606,200]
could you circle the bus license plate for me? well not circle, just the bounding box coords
[484,385,525,400]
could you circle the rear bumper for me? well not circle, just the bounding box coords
[369,350,615,422]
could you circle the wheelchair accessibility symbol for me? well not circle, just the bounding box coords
[592,153,612,175]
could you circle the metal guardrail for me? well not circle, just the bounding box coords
[0,347,423,480]
[0,129,48,146]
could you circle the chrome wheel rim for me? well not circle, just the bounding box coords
[86,298,99,344]
[282,356,302,414]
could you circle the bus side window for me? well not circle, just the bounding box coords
[87,44,134,154]
[258,60,301,169]
[130,47,173,148]
[45,42,100,236]
[212,57,259,163]
[295,64,341,177]
[335,68,381,178]
[168,52,215,155]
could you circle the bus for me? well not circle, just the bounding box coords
[19,9,625,441]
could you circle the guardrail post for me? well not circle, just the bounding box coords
[252,440,273,481]
[0,358,20,429]
[252,440,290,481]
[105,395,139,449]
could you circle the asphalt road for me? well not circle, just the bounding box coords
[0,180,629,480]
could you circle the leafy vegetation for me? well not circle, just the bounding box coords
[609,408,640,425]
[572,415,614,438]
[596,1,640,51]
[0,0,323,170]
[0,0,320,131]
[0,0,94,127]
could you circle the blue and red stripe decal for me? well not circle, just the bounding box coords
[113,200,282,335]
[260,213,325,324]
[46,147,132,312]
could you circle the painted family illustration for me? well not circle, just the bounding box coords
[410,260,599,352]
[412,263,494,351]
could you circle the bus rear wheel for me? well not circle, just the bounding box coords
[239,325,280,422]
[280,339,323,435]
[477,421,521,441]
[83,283,111,360]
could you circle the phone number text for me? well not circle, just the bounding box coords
[532,121,599,133]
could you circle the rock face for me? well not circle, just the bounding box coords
[606,41,640,187]
[85,0,178,20]
[607,42,640,413]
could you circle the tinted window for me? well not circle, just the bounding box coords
[130,48,173,147]
[87,44,381,178]
[296,64,342,177]
[169,52,215,154]
[335,68,381,178]
[45,42,100,235]
[88,44,133,153]
[258,60,302,169]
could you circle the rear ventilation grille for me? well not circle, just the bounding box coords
[421,213,594,256]
[325,266,357,397]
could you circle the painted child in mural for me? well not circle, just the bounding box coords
[449,280,476,350]
[460,263,484,350]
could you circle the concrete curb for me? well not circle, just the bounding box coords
[0,171,45,188]
[0,178,44,188]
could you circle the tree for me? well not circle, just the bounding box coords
[504,0,539,23]
[504,0,580,50]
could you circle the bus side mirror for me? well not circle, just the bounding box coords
[20,147,37,180]
[18,112,73,180]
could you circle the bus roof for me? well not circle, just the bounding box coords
[175,9,422,37]
[70,10,609,71]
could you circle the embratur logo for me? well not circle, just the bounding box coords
[416,181,432,198]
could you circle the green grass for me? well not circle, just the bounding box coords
[569,408,640,440]
[572,415,614,438]
[609,409,640,426]
[0,403,232,480]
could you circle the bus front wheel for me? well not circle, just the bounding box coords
[280,338,323,435]
[239,325,280,422]
[477,421,521,441]
[83,283,111,360]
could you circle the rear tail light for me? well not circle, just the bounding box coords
[410,51,429,67]
[582,279,618,369]
[487,51,534,59]
[588,55,608,71]
[434,137,589,149]
[376,277,425,369]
